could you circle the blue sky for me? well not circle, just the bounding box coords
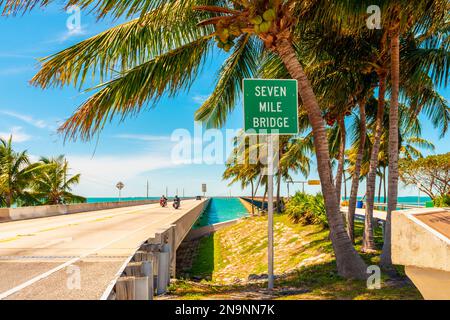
[0,5,448,198]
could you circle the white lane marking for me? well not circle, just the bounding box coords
[100,200,204,300]
[0,204,161,242]
[0,203,160,234]
[0,203,196,300]
[100,255,135,300]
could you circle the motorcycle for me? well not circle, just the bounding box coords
[160,198,167,207]
[173,200,180,209]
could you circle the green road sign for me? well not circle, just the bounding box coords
[243,79,299,135]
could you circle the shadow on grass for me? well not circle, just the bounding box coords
[170,259,422,300]
[170,220,421,300]
[185,234,215,279]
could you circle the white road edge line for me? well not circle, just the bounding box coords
[100,201,203,300]
[99,255,135,300]
[0,204,188,300]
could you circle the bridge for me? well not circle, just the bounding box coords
[0,199,208,300]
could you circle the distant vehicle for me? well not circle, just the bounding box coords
[196,196,202,200]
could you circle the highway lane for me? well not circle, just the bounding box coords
[0,199,204,300]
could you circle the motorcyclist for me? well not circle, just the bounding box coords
[173,195,181,209]
[160,195,167,207]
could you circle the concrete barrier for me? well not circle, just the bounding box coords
[392,208,450,299]
[0,199,160,222]
[108,199,209,299]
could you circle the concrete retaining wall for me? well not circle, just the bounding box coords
[103,199,209,299]
[392,208,450,299]
[145,198,210,277]
[0,199,160,222]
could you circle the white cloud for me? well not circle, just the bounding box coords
[65,152,181,196]
[0,110,48,129]
[114,134,170,142]
[0,126,32,143]
[54,26,88,43]
[192,95,209,104]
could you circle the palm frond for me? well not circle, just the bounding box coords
[31,0,212,90]
[194,34,263,127]
[1,0,177,19]
[59,36,212,141]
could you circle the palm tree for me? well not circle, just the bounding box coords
[347,99,438,246]
[30,156,86,205]
[1,0,380,279]
[224,130,312,214]
[0,137,38,207]
[278,134,313,212]
[346,94,370,243]
[381,1,449,268]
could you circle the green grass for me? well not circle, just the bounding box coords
[189,235,215,278]
[168,213,422,300]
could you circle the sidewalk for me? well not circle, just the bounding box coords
[340,206,387,221]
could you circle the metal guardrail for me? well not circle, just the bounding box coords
[372,202,426,210]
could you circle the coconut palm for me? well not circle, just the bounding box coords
[330,0,449,257]
[0,0,374,278]
[0,137,40,207]
[30,156,86,205]
[347,99,437,246]
[278,134,313,212]
[224,129,312,214]
[225,129,266,209]
[381,3,450,267]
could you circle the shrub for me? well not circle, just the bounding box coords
[433,194,450,207]
[285,192,328,228]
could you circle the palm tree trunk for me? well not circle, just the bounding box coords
[343,171,347,201]
[5,193,12,208]
[383,167,387,203]
[381,28,400,269]
[262,183,268,213]
[254,174,262,196]
[378,173,382,203]
[276,170,282,213]
[335,115,346,205]
[276,38,367,279]
[363,71,387,252]
[347,100,367,243]
[251,179,255,215]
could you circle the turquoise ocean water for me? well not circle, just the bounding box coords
[85,196,430,226]
[193,198,249,229]
[88,196,431,205]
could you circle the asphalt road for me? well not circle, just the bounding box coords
[0,199,202,300]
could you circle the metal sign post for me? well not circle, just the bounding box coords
[243,78,299,291]
[202,183,207,198]
[116,181,124,202]
[267,135,274,290]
